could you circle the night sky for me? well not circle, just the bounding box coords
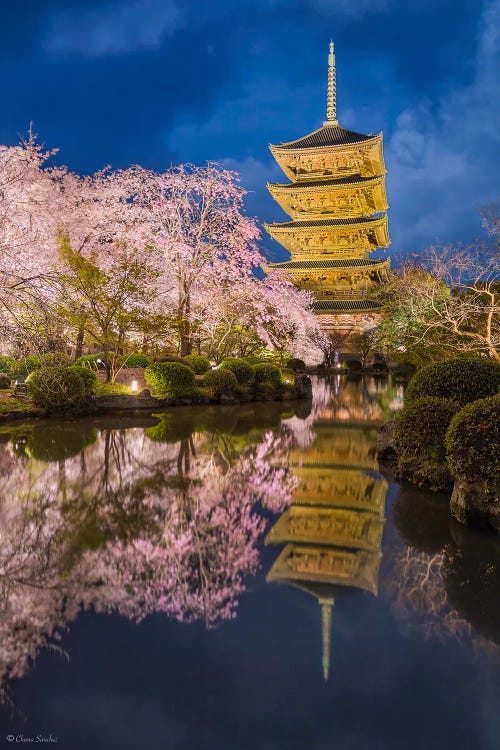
[1,0,499,259]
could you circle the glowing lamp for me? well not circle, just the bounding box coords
[131,380,138,392]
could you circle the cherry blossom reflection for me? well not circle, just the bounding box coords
[0,411,296,700]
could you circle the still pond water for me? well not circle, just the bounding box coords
[0,376,499,750]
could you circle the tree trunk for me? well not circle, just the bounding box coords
[75,327,85,360]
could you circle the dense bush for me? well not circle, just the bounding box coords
[220,358,255,385]
[0,355,16,376]
[0,373,11,389]
[405,358,500,407]
[393,396,461,489]
[183,354,211,375]
[203,368,238,396]
[75,354,104,370]
[287,358,306,372]
[122,353,149,368]
[27,367,86,412]
[392,362,417,380]
[144,361,196,398]
[372,361,389,373]
[14,355,41,379]
[154,355,195,370]
[345,359,362,371]
[446,394,500,493]
[252,363,282,387]
[67,365,98,395]
[39,352,72,368]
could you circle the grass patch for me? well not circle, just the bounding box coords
[95,382,131,396]
[0,389,39,415]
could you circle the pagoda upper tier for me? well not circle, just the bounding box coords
[270,125,386,183]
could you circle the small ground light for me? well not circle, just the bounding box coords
[131,380,138,392]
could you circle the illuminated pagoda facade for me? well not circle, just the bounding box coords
[265,42,390,334]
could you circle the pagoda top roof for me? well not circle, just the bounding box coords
[270,258,388,270]
[268,216,382,230]
[270,123,376,151]
[269,175,382,191]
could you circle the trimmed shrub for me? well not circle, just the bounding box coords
[252,363,282,388]
[75,354,104,370]
[154,355,195,370]
[345,359,362,371]
[122,353,149,368]
[144,361,196,398]
[27,367,86,412]
[392,362,417,380]
[0,373,11,389]
[0,355,16,376]
[220,358,255,385]
[39,352,72,368]
[203,368,238,396]
[287,358,306,373]
[446,394,500,493]
[67,365,98,395]
[184,354,211,375]
[393,396,461,489]
[14,355,41,379]
[405,358,500,408]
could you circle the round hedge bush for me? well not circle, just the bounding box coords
[122,353,149,368]
[144,361,196,398]
[0,355,16,376]
[220,358,255,385]
[393,396,461,488]
[372,361,388,372]
[405,358,500,408]
[39,352,72,368]
[445,394,500,492]
[287,358,306,372]
[67,365,98,395]
[154,355,195,370]
[0,373,11,389]
[27,367,86,412]
[252,363,282,387]
[183,354,211,375]
[203,368,238,396]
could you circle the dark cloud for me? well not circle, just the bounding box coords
[0,0,498,253]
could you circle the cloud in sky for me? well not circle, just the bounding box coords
[45,0,184,58]
[385,0,500,250]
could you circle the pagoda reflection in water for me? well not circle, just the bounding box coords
[266,376,388,679]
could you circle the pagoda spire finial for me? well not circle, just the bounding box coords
[325,40,338,125]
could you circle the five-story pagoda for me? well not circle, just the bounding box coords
[265,42,390,334]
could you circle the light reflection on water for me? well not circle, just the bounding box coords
[0,376,499,749]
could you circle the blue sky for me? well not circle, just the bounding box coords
[1,0,499,259]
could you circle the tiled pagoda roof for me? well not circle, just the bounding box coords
[270,258,388,270]
[313,299,382,311]
[271,124,375,151]
[269,176,381,191]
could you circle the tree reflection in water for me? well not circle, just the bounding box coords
[0,406,297,701]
